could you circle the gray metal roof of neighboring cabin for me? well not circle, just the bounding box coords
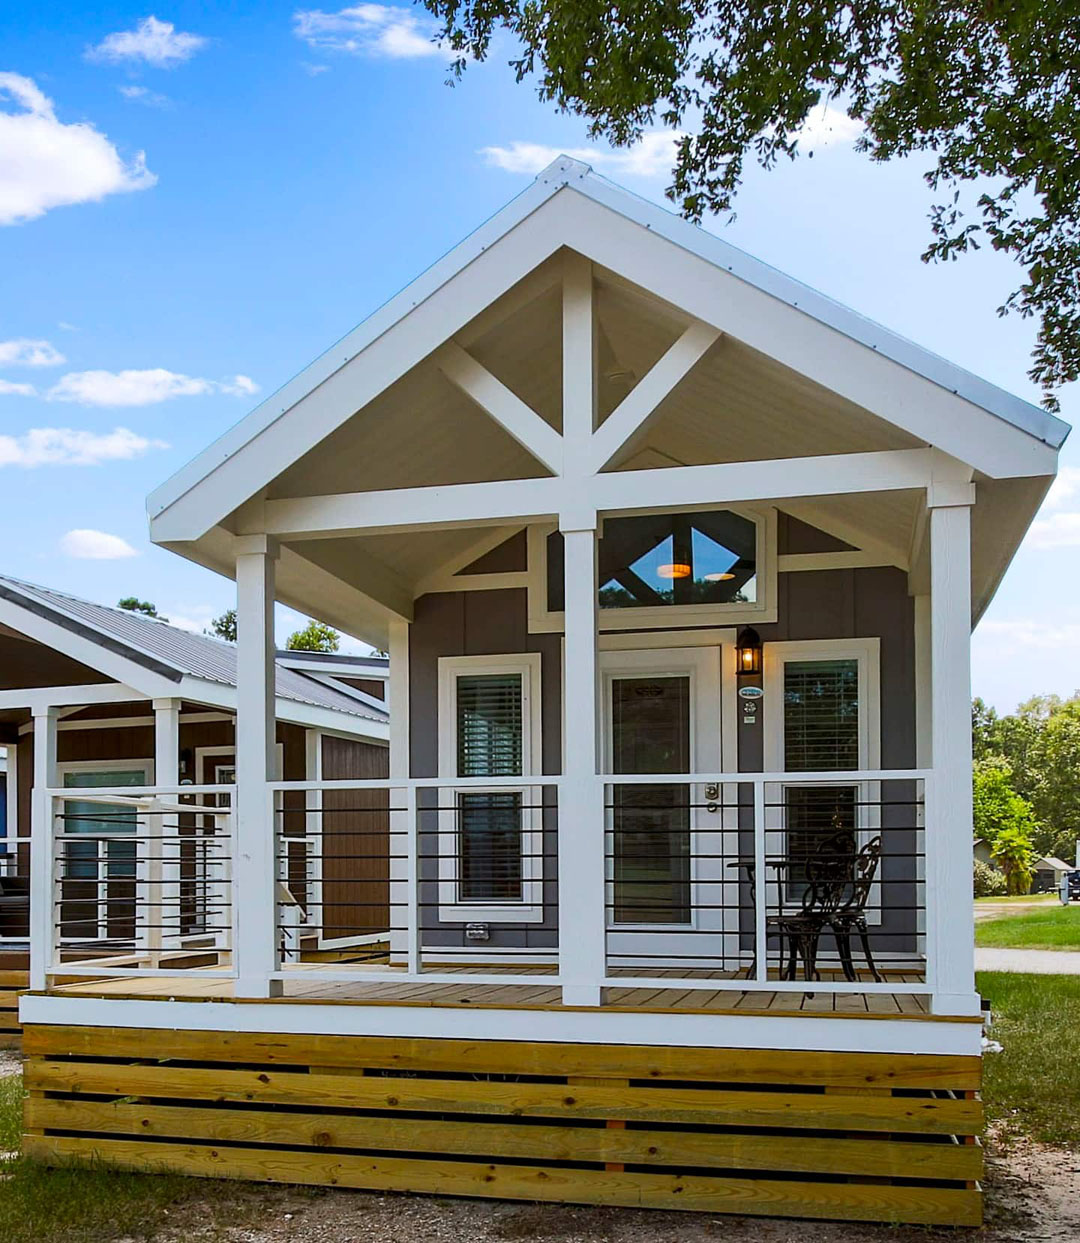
[0,575,387,725]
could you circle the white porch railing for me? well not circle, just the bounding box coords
[35,785,235,984]
[33,769,953,1008]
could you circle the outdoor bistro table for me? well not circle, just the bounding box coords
[725,856,832,980]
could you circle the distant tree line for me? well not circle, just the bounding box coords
[972,694,1080,894]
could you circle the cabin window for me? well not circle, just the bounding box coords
[456,674,525,902]
[547,509,757,614]
[437,655,543,921]
[783,659,860,898]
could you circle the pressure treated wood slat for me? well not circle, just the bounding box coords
[22,1025,983,1090]
[25,1096,985,1181]
[24,1134,983,1227]
[25,1060,983,1135]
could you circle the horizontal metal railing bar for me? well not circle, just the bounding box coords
[269,970,560,986]
[45,966,237,979]
[264,769,928,789]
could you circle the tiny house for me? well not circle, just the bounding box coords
[20,159,1070,1226]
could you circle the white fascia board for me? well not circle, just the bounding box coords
[260,449,935,540]
[573,171,1070,456]
[275,656,389,679]
[0,593,181,700]
[147,165,588,544]
[176,674,389,742]
[0,683,148,711]
[555,190,1063,480]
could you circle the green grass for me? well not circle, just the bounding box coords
[978,971,1080,1149]
[975,892,1056,903]
[975,902,1080,949]
[0,1073,258,1243]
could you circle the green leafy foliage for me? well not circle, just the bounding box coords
[206,607,237,642]
[285,620,341,653]
[974,858,1007,898]
[116,597,166,622]
[972,758,1037,894]
[973,693,1080,862]
[424,0,1080,408]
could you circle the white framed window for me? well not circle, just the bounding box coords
[437,654,543,923]
[527,506,777,634]
[763,639,881,916]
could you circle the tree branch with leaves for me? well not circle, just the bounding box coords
[425,0,1080,408]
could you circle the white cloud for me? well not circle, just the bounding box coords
[301,62,330,76]
[0,426,168,468]
[87,16,207,66]
[480,132,684,179]
[0,379,36,396]
[977,618,1080,652]
[293,5,446,58]
[165,603,218,634]
[118,84,171,108]
[47,368,260,407]
[794,104,862,146]
[0,338,65,366]
[60,528,139,559]
[1028,466,1080,547]
[0,72,155,226]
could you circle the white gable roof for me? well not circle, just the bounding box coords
[148,156,1068,545]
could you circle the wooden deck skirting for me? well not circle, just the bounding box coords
[23,1025,983,1226]
[0,970,29,1043]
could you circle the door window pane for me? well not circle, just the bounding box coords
[611,676,691,924]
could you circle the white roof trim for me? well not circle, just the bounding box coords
[0,582,386,741]
[147,156,1069,537]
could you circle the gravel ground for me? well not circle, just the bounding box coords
[0,1049,21,1078]
[146,1133,1079,1243]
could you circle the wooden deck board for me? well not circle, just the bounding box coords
[46,969,939,1019]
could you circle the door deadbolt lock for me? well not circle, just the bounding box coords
[704,782,720,813]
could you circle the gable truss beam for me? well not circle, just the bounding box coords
[588,321,722,473]
[259,448,943,540]
[436,342,563,475]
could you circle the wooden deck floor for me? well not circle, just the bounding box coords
[52,964,937,1018]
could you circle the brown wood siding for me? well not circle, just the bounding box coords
[320,737,390,940]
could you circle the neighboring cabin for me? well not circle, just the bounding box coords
[17,158,1073,1227]
[0,575,389,1037]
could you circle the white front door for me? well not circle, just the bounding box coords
[600,646,736,969]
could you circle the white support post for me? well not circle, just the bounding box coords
[388,619,411,964]
[29,707,58,992]
[304,729,323,943]
[559,520,605,1005]
[927,499,980,1016]
[234,535,282,997]
[149,698,182,959]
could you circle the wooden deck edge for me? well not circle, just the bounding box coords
[35,987,982,1023]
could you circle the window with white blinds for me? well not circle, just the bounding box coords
[456,674,524,777]
[454,672,526,904]
[783,659,860,772]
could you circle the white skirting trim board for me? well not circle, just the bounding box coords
[19,994,984,1057]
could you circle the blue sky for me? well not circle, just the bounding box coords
[0,4,1077,711]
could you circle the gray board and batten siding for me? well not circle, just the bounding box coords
[407,515,917,951]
